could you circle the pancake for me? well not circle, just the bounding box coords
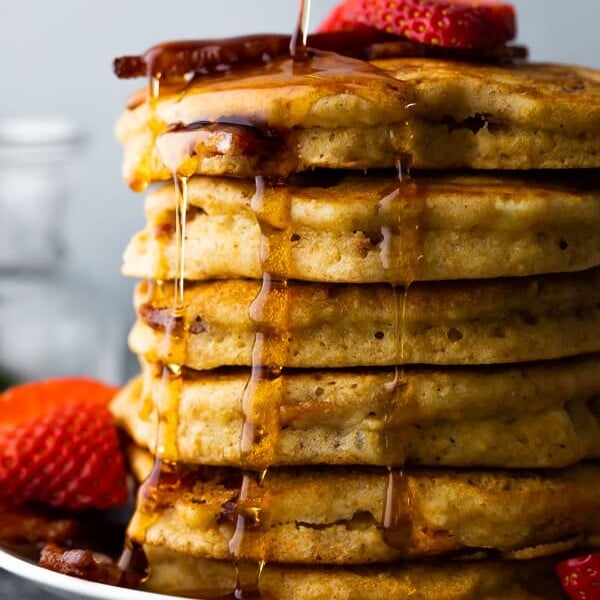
[116,57,600,187]
[144,546,566,599]
[127,456,600,563]
[122,171,600,283]
[111,355,600,468]
[129,268,600,369]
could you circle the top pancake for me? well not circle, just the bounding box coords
[116,56,600,187]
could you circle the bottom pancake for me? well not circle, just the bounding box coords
[127,449,600,564]
[144,546,567,599]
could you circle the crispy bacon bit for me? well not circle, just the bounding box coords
[112,55,146,79]
[218,498,238,525]
[113,31,527,80]
[368,39,528,62]
[113,31,387,79]
[138,303,184,335]
[40,544,141,588]
[189,316,207,334]
[162,121,284,160]
[0,506,79,545]
[441,112,501,135]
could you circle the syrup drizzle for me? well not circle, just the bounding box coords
[119,102,193,582]
[120,0,428,592]
[125,25,417,192]
[227,4,311,597]
[150,129,193,462]
[158,174,188,461]
[228,178,293,595]
[378,158,424,553]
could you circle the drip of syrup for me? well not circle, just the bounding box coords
[381,466,413,551]
[117,459,171,580]
[228,4,311,596]
[241,178,293,466]
[120,107,193,578]
[155,159,189,461]
[377,158,424,553]
[228,471,269,599]
[228,175,294,598]
[118,0,427,592]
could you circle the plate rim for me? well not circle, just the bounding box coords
[0,545,178,600]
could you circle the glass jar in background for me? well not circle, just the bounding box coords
[0,117,127,388]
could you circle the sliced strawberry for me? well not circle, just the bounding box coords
[556,554,600,600]
[318,0,517,49]
[0,378,127,511]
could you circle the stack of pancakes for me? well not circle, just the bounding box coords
[112,49,600,599]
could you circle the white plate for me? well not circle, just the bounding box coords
[0,545,179,600]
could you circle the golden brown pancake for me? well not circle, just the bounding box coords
[111,355,600,468]
[129,268,600,369]
[116,57,600,187]
[144,546,566,599]
[123,171,600,282]
[127,455,600,563]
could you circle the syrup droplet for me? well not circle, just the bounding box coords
[228,472,270,599]
[117,537,149,583]
[154,171,189,462]
[382,467,414,551]
[377,156,423,551]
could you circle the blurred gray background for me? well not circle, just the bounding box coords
[0,0,598,382]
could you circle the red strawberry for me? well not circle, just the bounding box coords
[0,378,128,511]
[318,0,516,49]
[556,554,600,600]
[318,0,369,32]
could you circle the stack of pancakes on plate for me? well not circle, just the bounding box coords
[112,45,600,599]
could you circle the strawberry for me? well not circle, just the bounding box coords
[0,378,128,511]
[556,554,600,600]
[318,0,517,49]
[318,0,370,33]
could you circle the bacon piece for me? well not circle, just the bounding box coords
[0,506,79,545]
[114,31,527,80]
[40,544,140,588]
